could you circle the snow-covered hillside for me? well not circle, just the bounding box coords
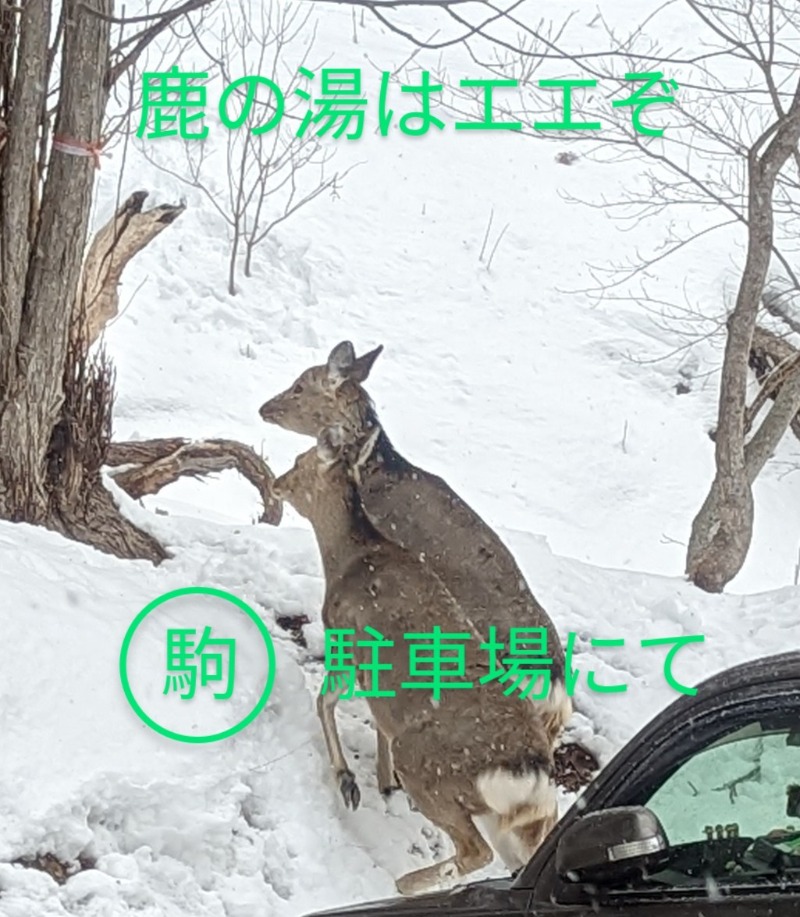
[2,0,800,914]
[2,502,798,916]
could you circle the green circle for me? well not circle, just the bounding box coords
[119,586,276,744]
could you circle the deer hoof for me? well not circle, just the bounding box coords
[379,779,403,798]
[379,768,404,798]
[338,769,361,810]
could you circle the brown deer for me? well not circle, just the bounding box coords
[270,427,559,896]
[259,341,572,793]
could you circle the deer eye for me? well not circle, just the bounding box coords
[293,384,304,395]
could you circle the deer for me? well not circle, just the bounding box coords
[259,341,572,795]
[270,427,559,896]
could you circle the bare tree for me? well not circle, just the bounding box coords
[143,0,353,296]
[0,0,281,563]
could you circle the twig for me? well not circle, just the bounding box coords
[486,222,509,272]
[478,208,494,262]
[712,765,761,803]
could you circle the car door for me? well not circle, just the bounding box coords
[514,664,800,917]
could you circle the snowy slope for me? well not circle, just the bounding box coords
[1,502,798,917]
[2,0,800,914]
[101,0,800,596]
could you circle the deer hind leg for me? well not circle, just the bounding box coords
[477,800,558,876]
[510,801,559,864]
[472,812,529,873]
[376,729,402,797]
[394,798,493,897]
[476,757,558,871]
[316,683,360,810]
[390,740,492,896]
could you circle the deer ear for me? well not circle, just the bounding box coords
[350,344,384,383]
[326,341,356,383]
[317,425,345,465]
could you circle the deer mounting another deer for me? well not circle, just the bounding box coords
[259,341,572,748]
[271,428,559,896]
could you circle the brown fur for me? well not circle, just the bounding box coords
[259,341,572,748]
[272,431,558,895]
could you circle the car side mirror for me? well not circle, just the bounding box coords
[556,806,669,886]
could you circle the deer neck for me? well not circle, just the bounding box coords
[355,406,415,478]
[305,471,381,582]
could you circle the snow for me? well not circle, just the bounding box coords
[2,0,800,914]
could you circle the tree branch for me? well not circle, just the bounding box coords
[105,0,215,89]
[713,76,800,478]
[747,324,800,442]
[106,437,283,525]
[744,359,800,482]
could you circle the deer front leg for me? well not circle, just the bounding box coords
[376,729,402,797]
[316,684,361,810]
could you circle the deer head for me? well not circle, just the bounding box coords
[258,341,383,437]
[273,424,382,508]
[271,426,346,513]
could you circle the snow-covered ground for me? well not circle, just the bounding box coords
[2,0,800,914]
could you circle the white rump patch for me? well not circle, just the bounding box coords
[476,766,553,817]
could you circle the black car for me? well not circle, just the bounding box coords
[306,650,800,917]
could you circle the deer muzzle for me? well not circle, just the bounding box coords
[259,399,284,422]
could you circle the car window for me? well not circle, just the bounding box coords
[601,720,800,894]
[518,703,800,903]
[644,723,800,847]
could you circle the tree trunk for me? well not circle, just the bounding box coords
[0,2,170,563]
[686,80,800,591]
[685,475,754,593]
[0,0,110,523]
[42,339,169,563]
[228,226,240,296]
[73,191,186,354]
